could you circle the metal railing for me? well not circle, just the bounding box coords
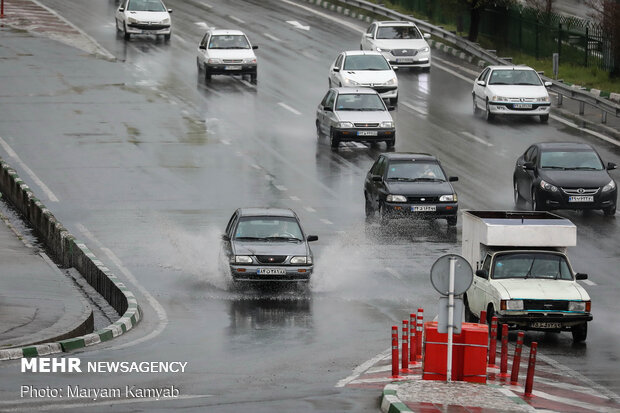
[318,0,620,123]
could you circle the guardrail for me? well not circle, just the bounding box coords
[323,0,620,124]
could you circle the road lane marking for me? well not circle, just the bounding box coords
[401,101,427,116]
[335,347,391,387]
[0,136,59,202]
[264,174,273,181]
[507,385,617,412]
[304,206,316,212]
[0,395,212,411]
[201,2,213,8]
[286,20,310,30]
[279,0,364,34]
[580,279,596,286]
[195,22,209,28]
[220,139,231,145]
[274,184,287,191]
[386,267,403,280]
[251,164,261,169]
[320,218,333,225]
[277,102,302,115]
[461,131,494,147]
[289,195,300,201]
[549,115,620,147]
[228,15,245,24]
[263,32,281,42]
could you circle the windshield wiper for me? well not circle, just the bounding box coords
[542,166,567,170]
[264,236,302,242]
[234,236,267,241]
[566,166,598,170]
[388,177,416,181]
[411,177,445,182]
[524,258,536,279]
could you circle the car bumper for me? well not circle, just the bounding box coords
[126,24,171,35]
[333,128,395,142]
[206,64,257,75]
[349,85,397,99]
[230,265,312,282]
[495,313,592,331]
[385,54,431,68]
[383,202,458,218]
[488,102,550,116]
[535,187,617,211]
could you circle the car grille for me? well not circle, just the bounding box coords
[354,122,379,128]
[391,49,417,56]
[255,255,287,264]
[407,196,439,203]
[128,23,169,30]
[223,59,243,64]
[561,187,599,195]
[523,300,568,311]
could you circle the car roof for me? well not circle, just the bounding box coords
[382,152,437,161]
[333,87,380,95]
[208,29,246,36]
[536,142,595,151]
[238,208,297,218]
[342,50,384,56]
[376,21,417,27]
[488,65,535,71]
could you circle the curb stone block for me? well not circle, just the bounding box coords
[590,88,601,97]
[344,8,349,15]
[610,93,620,103]
[336,6,342,12]
[330,4,335,11]
[459,52,466,59]
[477,60,486,68]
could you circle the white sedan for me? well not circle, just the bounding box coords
[328,51,398,104]
[115,0,172,41]
[472,65,552,122]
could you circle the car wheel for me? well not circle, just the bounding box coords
[385,138,395,149]
[473,95,480,115]
[250,73,257,83]
[316,121,322,139]
[123,24,130,40]
[379,202,389,225]
[360,44,363,50]
[464,295,477,322]
[531,189,540,211]
[196,57,202,71]
[540,114,549,123]
[365,194,375,220]
[447,216,457,226]
[164,32,171,41]
[603,204,616,216]
[485,100,494,121]
[514,180,525,208]
[422,66,430,73]
[571,323,587,343]
[390,95,398,105]
[204,65,212,81]
[330,129,339,149]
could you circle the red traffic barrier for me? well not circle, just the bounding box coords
[488,316,498,367]
[392,326,399,378]
[500,324,509,377]
[401,320,410,371]
[416,308,424,360]
[511,331,525,384]
[480,310,487,325]
[409,313,417,364]
[524,342,538,397]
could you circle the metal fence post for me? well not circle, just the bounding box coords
[535,23,539,59]
[558,23,562,58]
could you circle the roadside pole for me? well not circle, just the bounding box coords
[446,256,456,382]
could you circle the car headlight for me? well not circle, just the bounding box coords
[439,194,457,202]
[380,121,394,128]
[343,78,360,86]
[602,180,616,192]
[290,256,308,264]
[128,17,139,24]
[234,255,253,263]
[491,96,509,102]
[383,77,397,86]
[161,18,170,24]
[539,179,558,192]
[386,194,407,202]
[243,58,257,64]
[337,121,354,128]
[502,299,524,310]
[377,47,392,54]
[536,96,550,102]
[419,47,430,53]
[568,301,587,312]
[207,58,223,64]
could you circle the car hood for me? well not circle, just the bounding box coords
[203,49,256,59]
[486,85,548,99]
[386,181,454,196]
[125,11,169,22]
[539,169,612,188]
[374,39,429,50]
[340,70,396,84]
[492,279,590,301]
[232,241,308,256]
[335,110,392,123]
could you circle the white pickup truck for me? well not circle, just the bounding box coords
[462,210,592,342]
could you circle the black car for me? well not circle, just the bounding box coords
[364,153,459,225]
[220,208,318,283]
[513,142,617,215]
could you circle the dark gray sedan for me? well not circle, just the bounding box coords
[221,208,318,283]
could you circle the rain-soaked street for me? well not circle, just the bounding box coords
[0,0,619,411]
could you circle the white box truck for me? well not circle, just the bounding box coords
[462,210,592,342]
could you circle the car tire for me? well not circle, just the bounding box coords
[447,216,457,226]
[250,73,257,83]
[531,189,540,211]
[204,65,211,81]
[390,95,398,105]
[464,295,477,323]
[422,66,430,73]
[571,323,587,343]
[365,194,375,220]
[164,32,171,41]
[316,121,322,139]
[514,180,525,208]
[385,138,395,149]
[603,205,616,216]
[123,24,130,40]
[473,95,480,115]
[485,100,494,121]
[330,129,339,149]
[540,114,549,123]
[379,202,389,225]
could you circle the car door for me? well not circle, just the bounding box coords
[361,23,376,50]
[369,157,388,209]
[220,211,238,270]
[514,145,534,200]
[468,253,492,318]
[198,32,209,65]
[329,54,345,88]
[317,90,336,135]
[473,67,490,107]
[365,156,384,204]
[518,146,538,201]
[116,0,129,25]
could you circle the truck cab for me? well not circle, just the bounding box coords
[462,211,592,342]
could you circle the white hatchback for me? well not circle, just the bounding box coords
[115,0,172,41]
[361,21,431,71]
[328,51,398,104]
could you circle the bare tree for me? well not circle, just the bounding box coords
[524,0,555,15]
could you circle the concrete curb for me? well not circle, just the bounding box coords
[0,157,141,360]
[380,384,412,413]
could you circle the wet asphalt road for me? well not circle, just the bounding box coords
[0,0,619,411]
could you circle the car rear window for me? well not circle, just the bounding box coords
[343,55,391,71]
[540,150,604,170]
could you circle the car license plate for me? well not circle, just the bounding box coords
[412,205,436,212]
[531,321,561,329]
[257,268,286,275]
[224,65,242,70]
[396,58,413,63]
[513,103,533,109]
[569,195,594,202]
[357,131,378,136]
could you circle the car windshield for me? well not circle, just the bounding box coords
[386,161,446,181]
[127,0,166,12]
[492,253,573,280]
[540,150,604,170]
[488,69,542,86]
[208,35,250,49]
[376,26,421,40]
[335,94,385,111]
[343,55,391,71]
[234,216,303,241]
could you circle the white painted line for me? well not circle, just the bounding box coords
[433,55,480,77]
[320,218,333,225]
[350,376,419,384]
[220,139,231,145]
[289,195,300,201]
[279,0,364,34]
[508,385,618,412]
[461,131,494,147]
[201,2,213,8]
[274,184,287,191]
[581,279,596,286]
[277,102,302,115]
[351,141,367,148]
[0,395,212,411]
[386,267,403,280]
[263,32,281,42]
[238,78,255,88]
[335,347,391,387]
[301,50,319,61]
[264,174,273,181]
[251,164,261,170]
[228,15,245,24]
[550,114,620,147]
[286,20,310,30]
[0,136,59,202]
[400,101,427,116]
[195,22,209,28]
[366,364,393,374]
[173,35,186,44]
[304,206,316,213]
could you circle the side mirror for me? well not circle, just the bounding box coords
[365,33,372,38]
[168,9,173,13]
[199,45,206,50]
[424,33,431,39]
[387,105,395,111]
[476,80,486,86]
[372,175,382,182]
[221,234,230,241]
[544,81,552,87]
[307,235,319,242]
[607,162,617,170]
[252,45,258,50]
[333,67,340,72]
[391,65,399,71]
[323,106,332,112]
[449,176,458,182]
[523,161,535,170]
[118,7,125,11]
[475,269,488,279]
[575,273,588,280]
